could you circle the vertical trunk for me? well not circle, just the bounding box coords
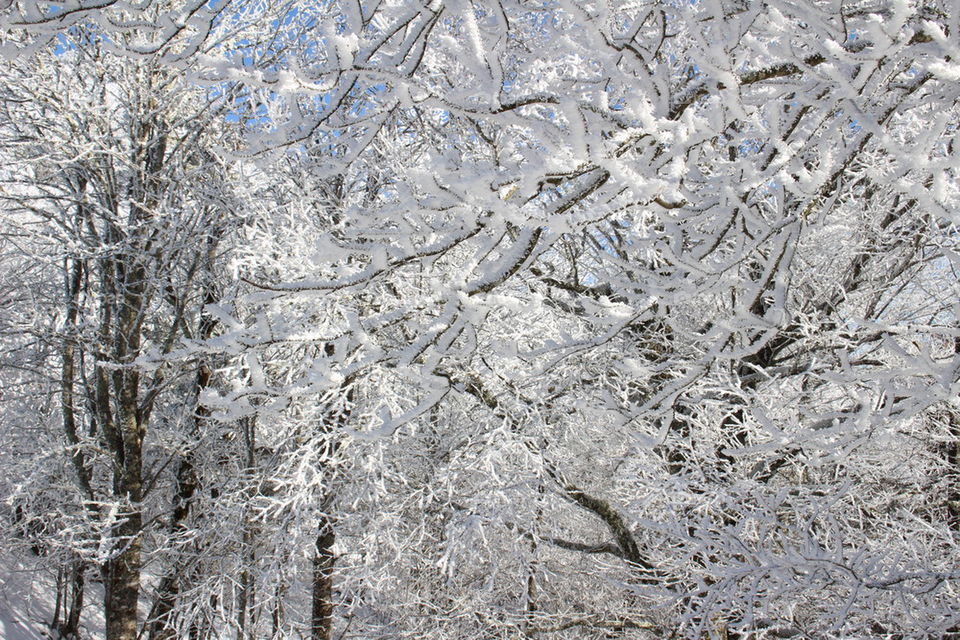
[237,415,258,640]
[661,406,693,477]
[104,255,148,640]
[947,418,960,532]
[104,424,144,640]
[54,558,86,639]
[146,456,198,639]
[146,433,200,640]
[310,361,351,640]
[62,254,94,500]
[147,575,180,640]
[148,242,219,640]
[104,100,166,640]
[236,522,256,640]
[311,513,336,640]
[271,583,285,637]
[945,336,960,532]
[95,261,118,631]
[105,528,142,640]
[146,437,200,640]
[522,540,539,637]
[58,248,92,639]
[522,483,545,635]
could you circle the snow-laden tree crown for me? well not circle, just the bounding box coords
[0,1,958,639]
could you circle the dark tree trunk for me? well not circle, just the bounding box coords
[105,530,142,640]
[62,252,94,501]
[237,415,259,640]
[55,557,86,638]
[104,259,147,640]
[103,107,168,640]
[310,350,351,640]
[54,558,85,639]
[65,559,85,637]
[56,238,92,639]
[104,456,144,640]
[945,336,960,532]
[148,238,220,640]
[311,513,336,640]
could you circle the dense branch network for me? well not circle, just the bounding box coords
[0,1,958,639]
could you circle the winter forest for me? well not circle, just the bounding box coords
[0,0,959,638]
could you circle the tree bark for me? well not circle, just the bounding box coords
[945,336,960,532]
[311,353,350,640]
[104,255,147,640]
[148,237,220,640]
[311,513,336,640]
[57,239,92,640]
[237,415,258,640]
[66,559,85,637]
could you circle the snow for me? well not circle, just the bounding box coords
[0,553,103,640]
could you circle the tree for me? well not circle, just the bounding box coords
[0,20,252,639]
[2,1,959,638]
[227,1,960,636]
